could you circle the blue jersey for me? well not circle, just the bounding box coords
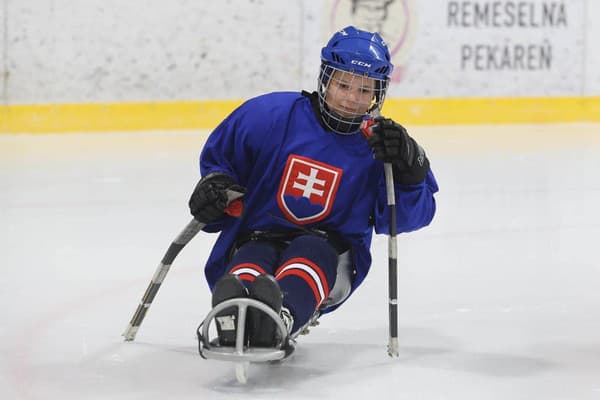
[199,91,438,300]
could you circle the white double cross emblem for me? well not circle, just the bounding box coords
[292,168,325,199]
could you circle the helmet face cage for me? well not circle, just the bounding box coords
[318,63,389,135]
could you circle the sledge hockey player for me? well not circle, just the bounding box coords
[190,26,438,353]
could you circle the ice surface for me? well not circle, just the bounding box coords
[1,124,599,399]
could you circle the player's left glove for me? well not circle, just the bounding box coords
[365,117,430,185]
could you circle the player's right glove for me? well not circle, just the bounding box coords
[189,172,246,224]
[365,117,430,185]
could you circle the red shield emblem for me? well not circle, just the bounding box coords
[277,155,342,225]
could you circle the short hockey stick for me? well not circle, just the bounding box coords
[382,162,399,357]
[360,116,400,357]
[122,218,206,341]
[122,190,244,342]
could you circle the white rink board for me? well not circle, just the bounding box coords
[3,0,303,103]
[1,0,598,104]
[586,0,600,93]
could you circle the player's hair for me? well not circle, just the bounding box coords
[318,26,394,135]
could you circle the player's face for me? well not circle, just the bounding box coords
[325,70,376,119]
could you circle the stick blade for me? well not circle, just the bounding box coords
[122,324,138,342]
[387,337,399,357]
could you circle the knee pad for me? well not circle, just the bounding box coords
[279,235,338,285]
[275,235,339,312]
[227,240,280,283]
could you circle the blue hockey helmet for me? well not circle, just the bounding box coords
[318,26,394,135]
[320,26,393,81]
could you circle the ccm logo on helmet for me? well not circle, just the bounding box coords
[351,60,372,67]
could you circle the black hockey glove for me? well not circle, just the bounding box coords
[366,117,430,185]
[189,172,246,224]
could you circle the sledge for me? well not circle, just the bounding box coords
[197,297,295,383]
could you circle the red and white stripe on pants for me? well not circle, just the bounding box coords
[275,257,330,307]
[229,263,267,283]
